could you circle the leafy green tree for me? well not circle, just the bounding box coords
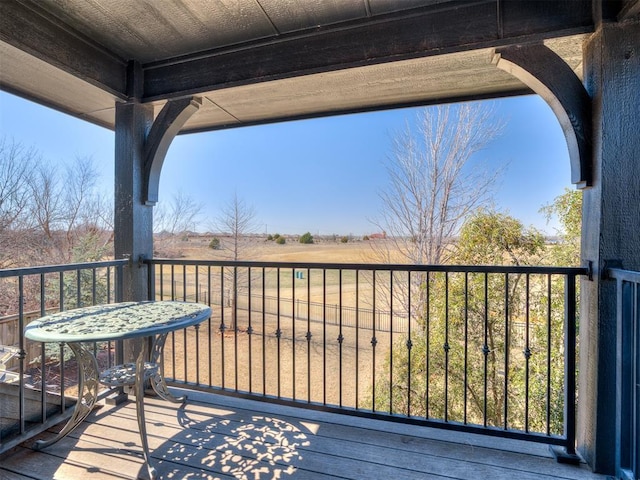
[540,188,582,266]
[374,211,560,431]
[299,232,314,244]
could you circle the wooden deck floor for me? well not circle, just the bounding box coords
[0,389,608,480]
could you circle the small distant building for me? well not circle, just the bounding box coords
[368,232,386,240]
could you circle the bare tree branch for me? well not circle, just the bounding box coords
[373,103,505,266]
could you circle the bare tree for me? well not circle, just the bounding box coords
[26,156,112,263]
[153,191,203,257]
[373,103,505,266]
[214,193,258,261]
[154,190,203,235]
[0,141,113,314]
[213,193,258,330]
[369,103,505,324]
[0,138,37,268]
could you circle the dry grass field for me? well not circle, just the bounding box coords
[175,234,385,264]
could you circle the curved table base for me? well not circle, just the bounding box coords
[33,343,99,450]
[32,333,187,479]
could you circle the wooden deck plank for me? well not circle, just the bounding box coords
[0,390,610,480]
[130,395,604,480]
[0,467,38,480]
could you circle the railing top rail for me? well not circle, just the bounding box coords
[0,259,129,278]
[606,267,640,283]
[147,257,588,276]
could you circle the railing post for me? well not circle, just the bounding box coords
[551,273,580,463]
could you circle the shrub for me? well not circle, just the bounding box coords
[208,237,221,250]
[273,233,281,240]
[299,232,314,244]
[275,236,286,245]
[267,234,273,241]
[362,235,369,241]
[340,236,349,243]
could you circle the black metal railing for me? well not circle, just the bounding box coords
[607,267,640,480]
[0,259,127,453]
[149,258,587,451]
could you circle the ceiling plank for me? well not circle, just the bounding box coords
[0,0,127,98]
[143,0,593,101]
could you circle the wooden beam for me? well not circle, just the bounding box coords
[493,44,592,188]
[142,1,593,101]
[0,0,127,98]
[143,97,202,205]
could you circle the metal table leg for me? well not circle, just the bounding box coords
[148,332,186,404]
[33,342,99,450]
[135,341,157,480]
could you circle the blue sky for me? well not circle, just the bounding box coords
[0,91,571,236]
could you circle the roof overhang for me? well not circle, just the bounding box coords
[0,0,596,132]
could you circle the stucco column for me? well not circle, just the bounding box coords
[114,100,154,301]
[579,19,640,474]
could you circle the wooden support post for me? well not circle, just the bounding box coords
[579,19,640,475]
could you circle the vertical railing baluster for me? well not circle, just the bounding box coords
[371,270,377,412]
[464,271,469,424]
[76,269,81,307]
[194,265,200,385]
[389,270,393,414]
[323,268,327,405]
[564,274,577,455]
[407,270,412,417]
[355,269,360,410]
[40,273,47,422]
[208,265,213,387]
[425,271,430,419]
[159,264,164,300]
[546,273,552,435]
[524,274,531,432]
[444,272,449,422]
[59,271,64,311]
[220,266,225,390]
[18,276,25,434]
[59,342,66,413]
[147,261,155,301]
[292,268,296,401]
[184,315,188,382]
[234,266,238,391]
[262,267,266,396]
[504,273,509,430]
[248,267,253,393]
[339,269,344,408]
[307,268,311,403]
[483,272,489,427]
[276,267,281,398]
[182,264,187,301]
[92,268,97,304]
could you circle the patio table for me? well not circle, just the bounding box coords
[24,300,211,480]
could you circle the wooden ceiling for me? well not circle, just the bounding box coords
[0,1,599,132]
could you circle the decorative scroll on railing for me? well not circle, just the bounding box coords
[0,260,126,453]
[149,259,586,451]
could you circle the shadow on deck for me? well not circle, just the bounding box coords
[0,389,607,480]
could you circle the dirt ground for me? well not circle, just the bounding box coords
[162,307,394,410]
